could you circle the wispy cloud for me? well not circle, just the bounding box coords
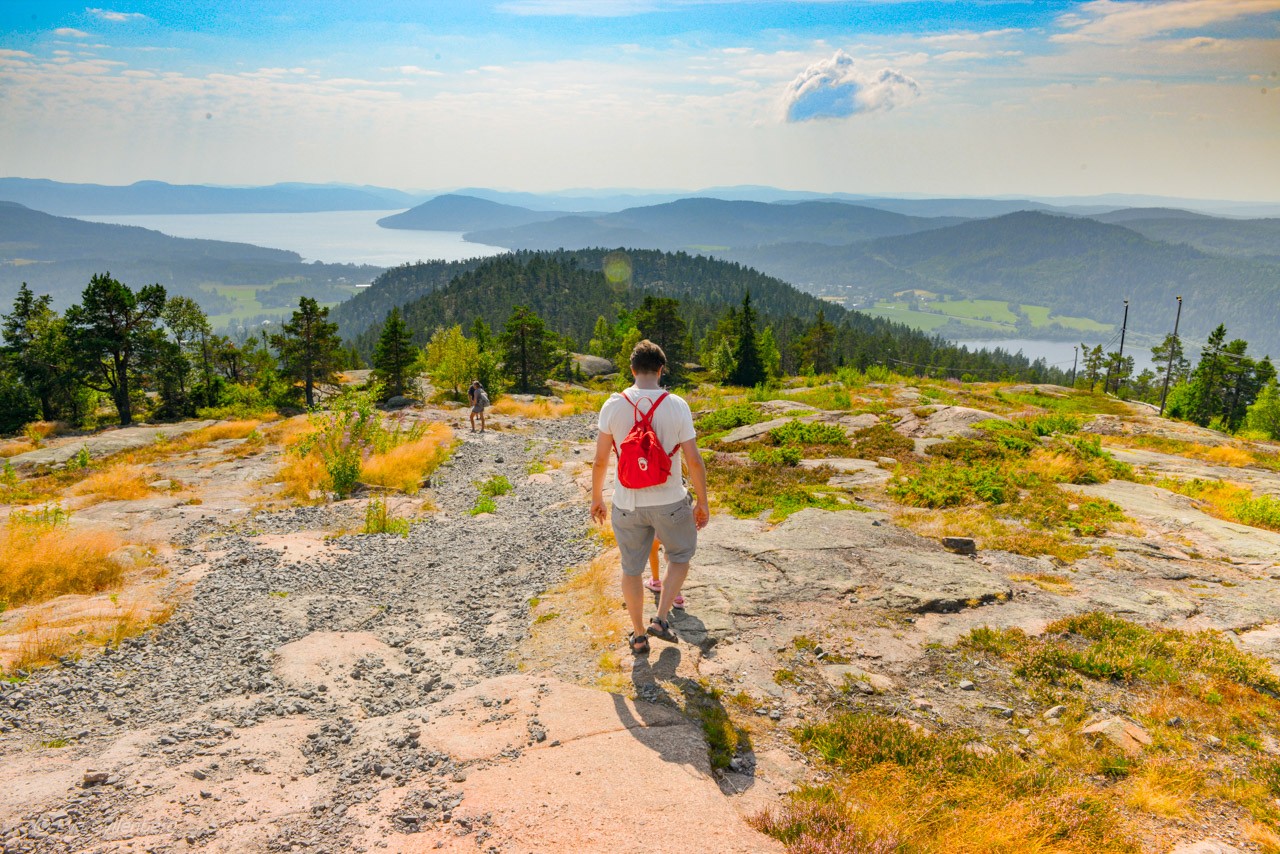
[918,28,1021,45]
[396,65,444,77]
[87,8,149,23]
[1053,0,1280,44]
[53,28,91,38]
[782,50,919,122]
[0,49,34,59]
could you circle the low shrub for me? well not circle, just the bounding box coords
[850,423,914,460]
[696,403,765,433]
[749,446,802,467]
[363,499,410,536]
[768,420,848,448]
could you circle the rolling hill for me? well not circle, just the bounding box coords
[0,178,421,216]
[376,194,570,231]
[727,211,1280,354]
[463,197,963,251]
[0,202,381,312]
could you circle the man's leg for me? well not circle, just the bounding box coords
[656,561,688,621]
[623,573,647,638]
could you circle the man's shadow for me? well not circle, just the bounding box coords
[610,645,756,794]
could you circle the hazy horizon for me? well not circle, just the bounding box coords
[2,1,1278,201]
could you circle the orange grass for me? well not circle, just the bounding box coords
[489,398,576,418]
[0,514,125,607]
[0,440,36,458]
[70,465,157,503]
[185,419,264,444]
[276,453,327,503]
[359,423,454,493]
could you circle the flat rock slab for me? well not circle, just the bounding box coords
[799,457,891,487]
[1168,841,1247,854]
[417,675,782,853]
[683,509,1012,645]
[1108,447,1280,498]
[894,406,1006,439]
[719,417,799,444]
[6,419,216,469]
[756,399,819,415]
[1064,480,1280,564]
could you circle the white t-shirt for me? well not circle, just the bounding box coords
[598,387,697,511]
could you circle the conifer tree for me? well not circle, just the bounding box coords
[65,274,167,426]
[272,296,342,408]
[373,307,417,398]
[2,283,72,421]
[499,305,560,393]
[727,293,764,387]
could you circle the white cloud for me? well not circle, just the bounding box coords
[397,65,444,76]
[782,50,919,122]
[918,28,1022,45]
[0,49,34,59]
[53,28,91,38]
[87,8,149,23]
[1053,0,1280,44]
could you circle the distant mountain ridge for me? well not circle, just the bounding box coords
[0,178,422,215]
[727,211,1280,354]
[462,197,964,251]
[377,194,569,232]
[0,202,381,310]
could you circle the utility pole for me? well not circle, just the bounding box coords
[1158,295,1183,417]
[1102,299,1129,395]
[1113,299,1129,395]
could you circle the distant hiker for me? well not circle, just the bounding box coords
[591,339,708,655]
[469,380,488,433]
[644,538,685,610]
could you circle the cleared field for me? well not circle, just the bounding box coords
[866,298,1113,336]
[204,282,358,328]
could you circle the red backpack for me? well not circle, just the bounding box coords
[613,391,678,489]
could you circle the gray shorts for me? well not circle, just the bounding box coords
[612,495,697,576]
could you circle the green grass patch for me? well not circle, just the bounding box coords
[767,419,848,448]
[706,454,858,522]
[479,475,513,498]
[363,498,411,536]
[471,496,498,515]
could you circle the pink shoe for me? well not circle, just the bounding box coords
[673,595,685,610]
[644,578,662,593]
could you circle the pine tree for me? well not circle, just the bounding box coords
[633,295,688,385]
[2,283,72,421]
[64,274,168,426]
[373,307,417,398]
[727,293,764,387]
[271,296,342,408]
[499,306,560,393]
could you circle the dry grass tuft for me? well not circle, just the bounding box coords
[70,465,157,504]
[4,601,174,674]
[0,440,36,458]
[895,507,1092,563]
[187,419,263,444]
[276,453,327,503]
[523,550,629,692]
[360,423,453,493]
[489,398,576,419]
[0,512,126,607]
[1008,572,1076,593]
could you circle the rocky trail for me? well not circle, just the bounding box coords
[3,393,1280,853]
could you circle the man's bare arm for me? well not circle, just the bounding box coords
[680,438,710,529]
[590,431,613,524]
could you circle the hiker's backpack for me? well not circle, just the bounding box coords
[477,388,490,407]
[613,391,678,489]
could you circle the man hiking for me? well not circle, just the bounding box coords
[468,380,488,433]
[591,339,709,655]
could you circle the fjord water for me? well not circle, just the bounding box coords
[80,210,507,268]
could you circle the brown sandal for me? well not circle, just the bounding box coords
[629,632,651,655]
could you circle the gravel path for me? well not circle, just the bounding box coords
[0,416,602,853]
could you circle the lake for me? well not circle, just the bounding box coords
[955,338,1159,374]
[80,210,508,268]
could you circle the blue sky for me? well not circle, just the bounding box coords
[1,1,1277,199]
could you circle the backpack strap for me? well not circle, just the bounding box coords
[611,391,679,459]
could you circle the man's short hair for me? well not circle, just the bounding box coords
[630,339,667,374]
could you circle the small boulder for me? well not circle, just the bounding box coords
[82,771,110,788]
[572,354,615,378]
[1043,705,1066,720]
[1079,717,1152,757]
[942,536,977,556]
